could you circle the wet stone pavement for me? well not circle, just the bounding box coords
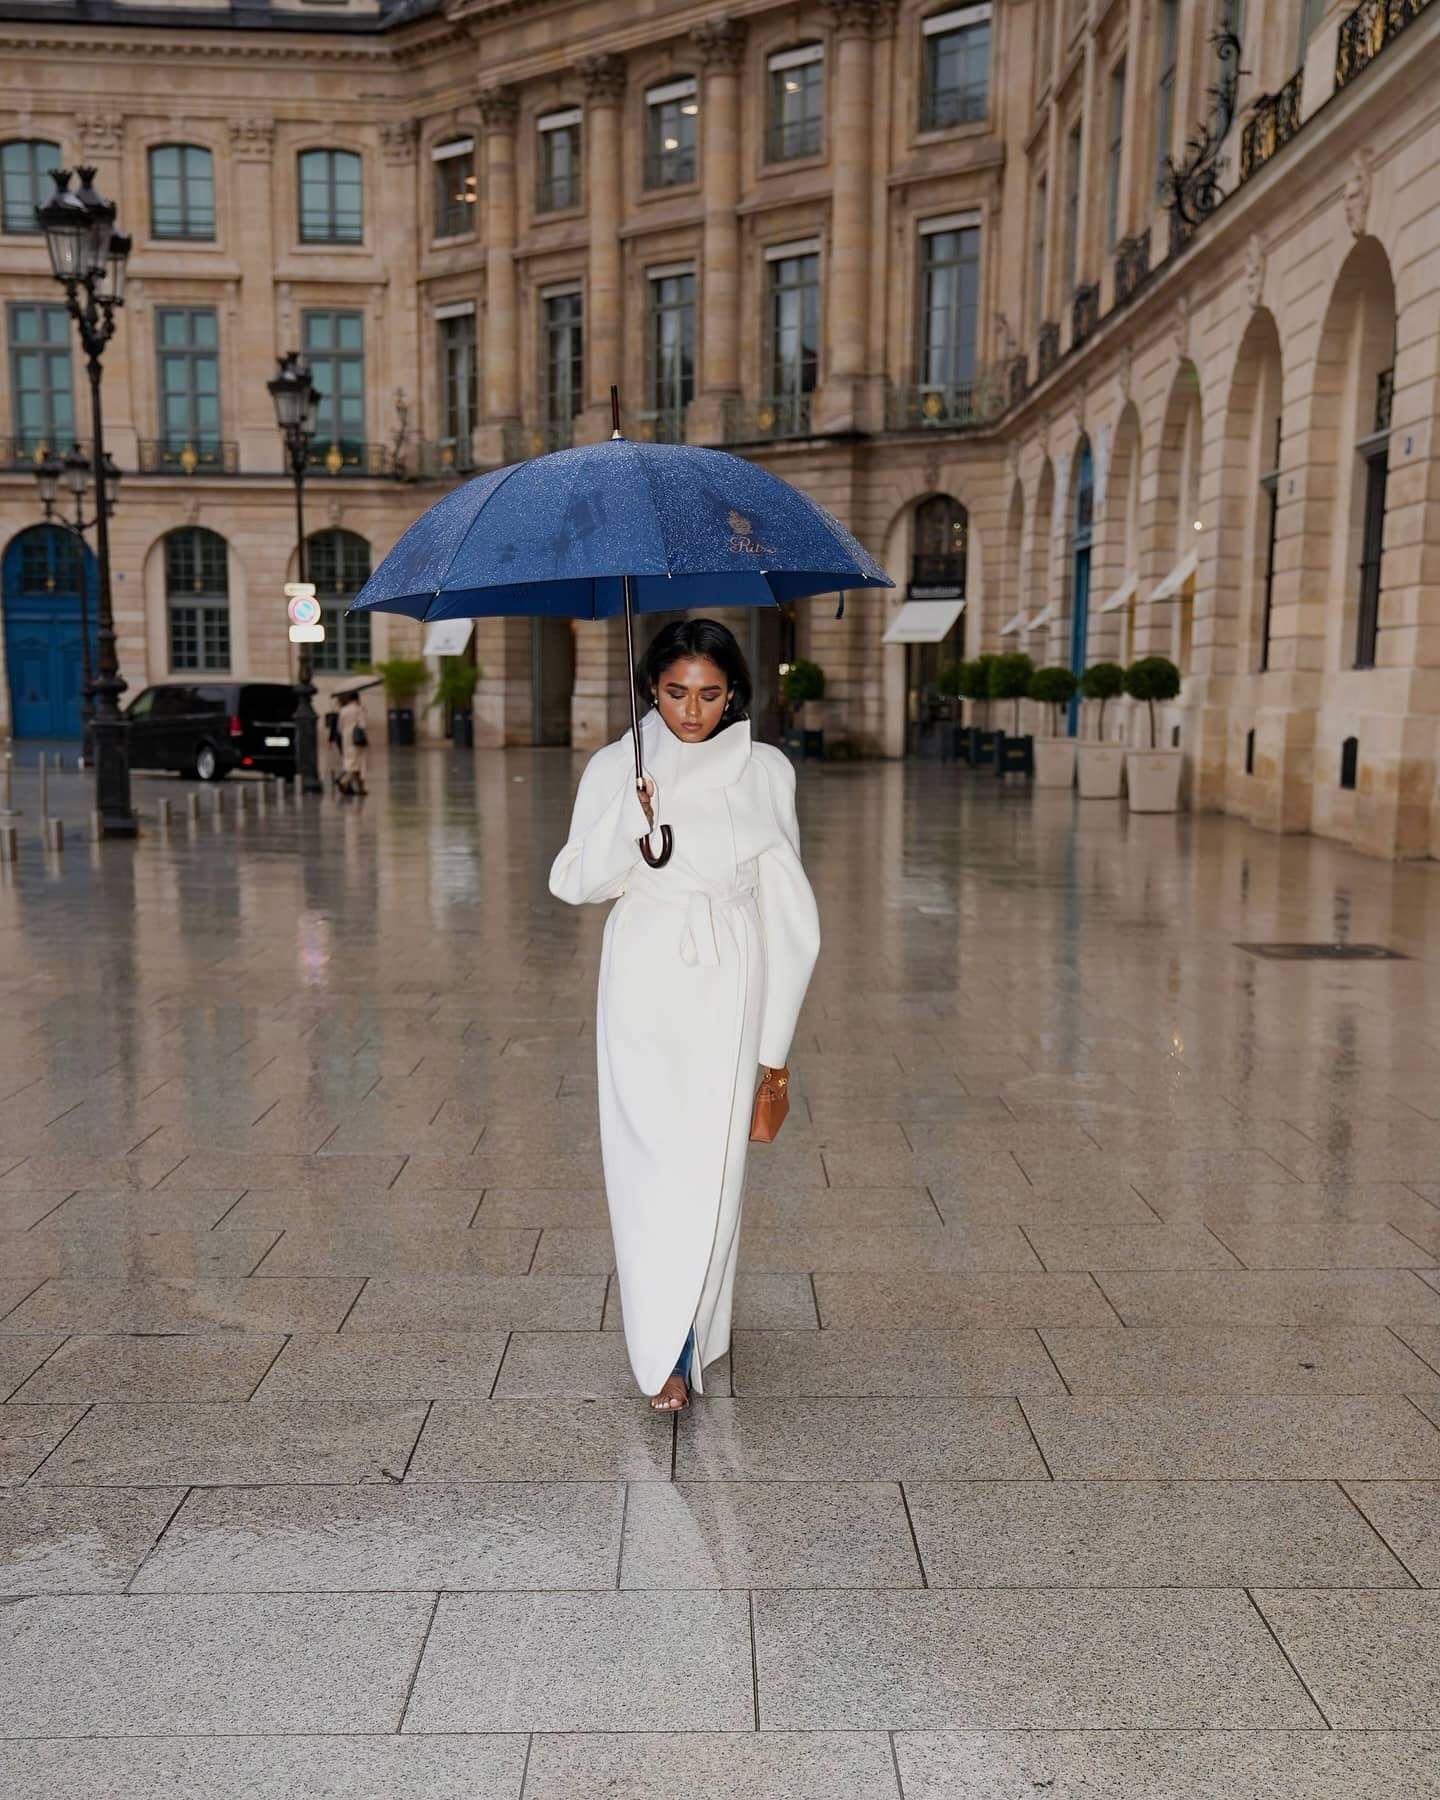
[2,745,1440,1797]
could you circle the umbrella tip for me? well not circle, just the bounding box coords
[610,384,622,440]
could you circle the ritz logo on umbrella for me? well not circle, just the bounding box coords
[726,509,775,556]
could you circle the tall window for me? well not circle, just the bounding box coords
[1064,123,1082,292]
[645,78,698,188]
[2,140,59,235]
[298,149,363,244]
[919,215,980,396]
[302,310,366,469]
[437,309,476,454]
[149,145,215,241]
[156,308,221,466]
[1030,175,1048,331]
[431,138,475,239]
[541,287,583,448]
[8,303,73,456]
[536,108,582,212]
[1355,368,1391,670]
[165,527,230,673]
[1106,60,1126,252]
[1154,0,1178,203]
[647,268,694,443]
[1037,0,1055,89]
[1258,414,1280,673]
[920,5,992,131]
[767,246,819,431]
[767,44,824,162]
[307,529,372,673]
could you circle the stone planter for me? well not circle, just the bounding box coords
[1033,736,1077,789]
[387,707,416,747]
[1077,742,1126,799]
[1125,747,1184,812]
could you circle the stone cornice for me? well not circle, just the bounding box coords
[691,15,745,70]
[577,50,626,103]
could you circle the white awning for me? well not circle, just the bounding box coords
[882,599,965,645]
[1150,547,1199,603]
[1026,605,1055,633]
[423,619,475,656]
[999,610,1026,637]
[1098,572,1138,614]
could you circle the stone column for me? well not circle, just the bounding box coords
[688,17,746,447]
[476,83,520,465]
[576,52,626,445]
[814,2,874,434]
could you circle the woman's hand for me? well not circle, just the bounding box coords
[637,775,656,832]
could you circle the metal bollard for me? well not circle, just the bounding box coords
[90,809,102,843]
[0,823,16,862]
[37,750,48,820]
[43,816,63,852]
[0,752,18,818]
[156,797,172,830]
[187,791,201,823]
[213,789,225,818]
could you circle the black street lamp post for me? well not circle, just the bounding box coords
[36,165,135,836]
[36,443,121,768]
[268,352,324,794]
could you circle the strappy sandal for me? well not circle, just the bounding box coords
[650,1329,694,1412]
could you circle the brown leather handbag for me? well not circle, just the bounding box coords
[750,1065,790,1142]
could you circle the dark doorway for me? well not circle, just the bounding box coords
[531,616,575,745]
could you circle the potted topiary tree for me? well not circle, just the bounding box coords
[988,651,1035,778]
[781,657,826,759]
[1028,665,1078,788]
[1123,655,1183,811]
[1077,660,1127,799]
[428,658,481,749]
[375,657,429,747]
[962,653,1000,765]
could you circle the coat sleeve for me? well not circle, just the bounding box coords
[548,746,654,906]
[755,751,821,1068]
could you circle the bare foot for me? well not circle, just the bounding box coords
[650,1373,689,1411]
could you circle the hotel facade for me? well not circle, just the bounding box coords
[1,0,1438,856]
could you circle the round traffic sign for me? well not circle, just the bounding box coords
[287,595,321,626]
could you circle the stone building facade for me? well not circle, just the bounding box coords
[0,0,1437,856]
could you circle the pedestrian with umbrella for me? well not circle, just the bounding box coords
[349,391,891,1408]
[332,679,377,797]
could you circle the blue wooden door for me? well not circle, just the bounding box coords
[3,526,97,739]
[1068,442,1094,736]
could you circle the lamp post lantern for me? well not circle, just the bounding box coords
[36,165,134,834]
[269,351,324,794]
[34,442,120,766]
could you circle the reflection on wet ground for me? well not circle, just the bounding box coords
[2,745,1440,1796]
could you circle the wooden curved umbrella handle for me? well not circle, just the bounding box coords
[639,824,674,868]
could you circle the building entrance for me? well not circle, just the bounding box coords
[3,525,99,739]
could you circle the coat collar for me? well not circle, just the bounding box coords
[639,708,752,795]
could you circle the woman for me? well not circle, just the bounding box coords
[334,687,369,797]
[549,619,820,1411]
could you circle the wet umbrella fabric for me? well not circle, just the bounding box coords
[345,436,892,623]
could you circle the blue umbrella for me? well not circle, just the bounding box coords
[350,389,893,865]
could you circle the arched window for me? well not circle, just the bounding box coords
[165,527,230,673]
[16,522,84,597]
[298,149,363,245]
[149,145,215,241]
[307,529,372,672]
[644,78,698,188]
[1,140,60,235]
[432,137,476,239]
[912,494,969,591]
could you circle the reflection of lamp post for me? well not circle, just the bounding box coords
[36,165,135,835]
[268,351,323,794]
[35,443,121,767]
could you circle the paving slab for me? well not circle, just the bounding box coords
[1255,1589,1440,1726]
[404,1590,754,1732]
[0,1278,363,1335]
[344,1275,603,1331]
[0,1593,433,1735]
[408,1398,673,1482]
[522,1732,900,1799]
[0,1336,66,1401]
[604,1271,818,1331]
[254,1329,509,1400]
[1094,1269,1440,1327]
[752,1589,1321,1728]
[0,1488,184,1594]
[0,1406,86,1482]
[14,1333,285,1403]
[132,1480,622,1592]
[1343,1481,1440,1586]
[814,1272,1118,1328]
[255,1227,538,1277]
[1040,1326,1440,1394]
[731,1328,1064,1397]
[1024,1224,1241,1270]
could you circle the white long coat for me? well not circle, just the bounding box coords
[549,709,820,1395]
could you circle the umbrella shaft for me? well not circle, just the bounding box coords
[622,572,644,788]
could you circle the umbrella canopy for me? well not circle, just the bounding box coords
[347,436,893,623]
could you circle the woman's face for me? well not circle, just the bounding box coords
[651,655,734,743]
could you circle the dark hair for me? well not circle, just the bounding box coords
[636,618,752,726]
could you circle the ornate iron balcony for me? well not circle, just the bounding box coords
[643,147,697,189]
[765,116,823,162]
[1071,283,1101,347]
[1,434,89,470]
[637,407,687,444]
[884,375,1004,432]
[306,441,401,477]
[721,393,813,443]
[1114,229,1151,305]
[1036,321,1061,380]
[138,440,239,475]
[1337,0,1433,88]
[507,418,576,458]
[415,438,477,480]
[1240,69,1304,181]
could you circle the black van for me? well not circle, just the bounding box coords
[123,681,302,781]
